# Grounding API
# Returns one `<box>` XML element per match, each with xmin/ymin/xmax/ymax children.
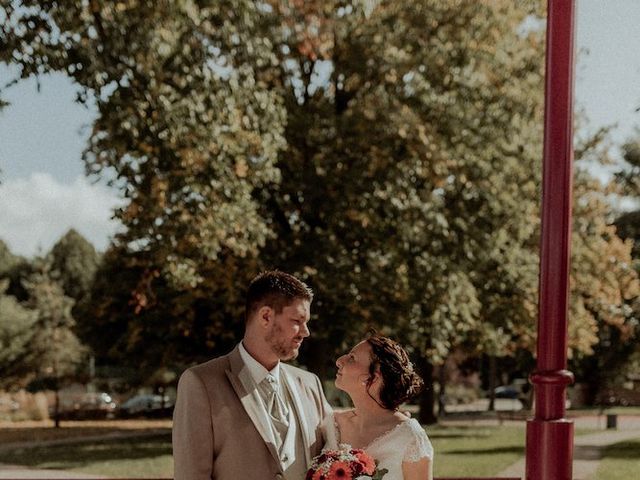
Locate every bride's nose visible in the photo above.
<box><xmin>336</xmin><ymin>356</ymin><xmax>344</xmax><ymax>368</ymax></box>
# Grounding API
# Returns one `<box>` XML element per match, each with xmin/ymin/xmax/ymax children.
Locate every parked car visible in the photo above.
<box><xmin>54</xmin><ymin>392</ymin><xmax>118</xmax><ymax>420</ymax></box>
<box><xmin>494</xmin><ymin>385</ymin><xmax>520</xmax><ymax>399</ymax></box>
<box><xmin>596</xmin><ymin>387</ymin><xmax>640</xmax><ymax>407</ymax></box>
<box><xmin>119</xmin><ymin>394</ymin><xmax>173</xmax><ymax>417</ymax></box>
<box><xmin>494</xmin><ymin>383</ymin><xmax>570</xmax><ymax>410</ymax></box>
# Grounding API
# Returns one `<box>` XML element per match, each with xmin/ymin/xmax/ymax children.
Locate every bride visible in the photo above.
<box><xmin>322</xmin><ymin>333</ymin><xmax>433</xmax><ymax>480</ymax></box>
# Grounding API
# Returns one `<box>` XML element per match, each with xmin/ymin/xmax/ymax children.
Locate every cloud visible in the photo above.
<box><xmin>0</xmin><ymin>173</ymin><xmax>124</xmax><ymax>257</ymax></box>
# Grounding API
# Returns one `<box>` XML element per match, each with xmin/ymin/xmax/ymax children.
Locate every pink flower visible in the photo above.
<box><xmin>354</xmin><ymin>451</ymin><xmax>376</xmax><ymax>475</ymax></box>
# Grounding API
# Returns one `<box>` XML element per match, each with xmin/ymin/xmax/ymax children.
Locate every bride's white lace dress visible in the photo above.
<box><xmin>321</xmin><ymin>412</ymin><xmax>434</xmax><ymax>480</ymax></box>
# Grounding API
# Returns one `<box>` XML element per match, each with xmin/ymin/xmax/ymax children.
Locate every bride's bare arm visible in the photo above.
<box><xmin>402</xmin><ymin>457</ymin><xmax>432</xmax><ymax>480</ymax></box>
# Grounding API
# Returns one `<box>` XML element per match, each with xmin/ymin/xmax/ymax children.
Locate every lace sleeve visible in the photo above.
<box><xmin>402</xmin><ymin>420</ymin><xmax>434</xmax><ymax>463</ymax></box>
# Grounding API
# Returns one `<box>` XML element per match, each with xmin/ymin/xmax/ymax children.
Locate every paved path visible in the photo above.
<box><xmin>0</xmin><ymin>464</ymin><xmax>106</xmax><ymax>479</ymax></box>
<box><xmin>497</xmin><ymin>428</ymin><xmax>640</xmax><ymax>480</ymax></box>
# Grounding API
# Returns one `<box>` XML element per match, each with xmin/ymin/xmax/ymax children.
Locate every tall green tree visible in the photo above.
<box><xmin>49</xmin><ymin>229</ymin><xmax>101</xmax><ymax>302</ymax></box>
<box><xmin>0</xmin><ymin>242</ymin><xmax>89</xmax><ymax>424</ymax></box>
<box><xmin>23</xmin><ymin>261</ymin><xmax>87</xmax><ymax>427</ymax></box>
<box><xmin>0</xmin><ymin>279</ymin><xmax>38</xmax><ymax>389</ymax></box>
<box><xmin>0</xmin><ymin>241</ymin><xmax>35</xmax><ymax>389</ymax></box>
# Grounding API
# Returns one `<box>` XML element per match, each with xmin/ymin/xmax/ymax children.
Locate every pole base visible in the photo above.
<box><xmin>525</xmin><ymin>418</ymin><xmax>574</xmax><ymax>480</ymax></box>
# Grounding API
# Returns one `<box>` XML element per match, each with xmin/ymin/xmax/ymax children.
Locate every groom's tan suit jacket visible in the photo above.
<box><xmin>172</xmin><ymin>345</ymin><xmax>331</xmax><ymax>480</ymax></box>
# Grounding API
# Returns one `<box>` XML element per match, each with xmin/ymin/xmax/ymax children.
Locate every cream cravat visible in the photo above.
<box><xmin>260</xmin><ymin>373</ymin><xmax>290</xmax><ymax>450</ymax></box>
<box><xmin>263</xmin><ymin>374</ymin><xmax>289</xmax><ymax>424</ymax></box>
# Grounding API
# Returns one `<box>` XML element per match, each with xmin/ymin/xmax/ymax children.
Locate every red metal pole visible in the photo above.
<box><xmin>525</xmin><ymin>1</ymin><xmax>576</xmax><ymax>479</ymax></box>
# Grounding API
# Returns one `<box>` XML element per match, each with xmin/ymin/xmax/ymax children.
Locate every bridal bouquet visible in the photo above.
<box><xmin>305</xmin><ymin>445</ymin><xmax>388</xmax><ymax>480</ymax></box>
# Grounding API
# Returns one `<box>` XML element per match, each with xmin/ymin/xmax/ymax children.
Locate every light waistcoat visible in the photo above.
<box><xmin>281</xmin><ymin>376</ymin><xmax>308</xmax><ymax>480</ymax></box>
<box><xmin>238</xmin><ymin>343</ymin><xmax>309</xmax><ymax>479</ymax></box>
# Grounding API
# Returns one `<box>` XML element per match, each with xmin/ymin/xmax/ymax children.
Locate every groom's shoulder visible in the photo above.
<box><xmin>183</xmin><ymin>350</ymin><xmax>234</xmax><ymax>379</ymax></box>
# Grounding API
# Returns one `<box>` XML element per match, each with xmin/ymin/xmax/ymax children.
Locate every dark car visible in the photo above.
<box><xmin>494</xmin><ymin>385</ymin><xmax>520</xmax><ymax>399</ymax></box>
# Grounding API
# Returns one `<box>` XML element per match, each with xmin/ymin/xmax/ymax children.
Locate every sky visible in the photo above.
<box><xmin>1</xmin><ymin>0</ymin><xmax>640</xmax><ymax>258</ymax></box>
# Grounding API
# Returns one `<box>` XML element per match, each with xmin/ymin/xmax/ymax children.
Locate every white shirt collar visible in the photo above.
<box><xmin>238</xmin><ymin>341</ymin><xmax>281</xmax><ymax>386</ymax></box>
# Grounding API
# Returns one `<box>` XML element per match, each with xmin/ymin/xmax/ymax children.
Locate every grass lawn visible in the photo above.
<box><xmin>428</xmin><ymin>425</ymin><xmax>525</xmax><ymax>478</ymax></box>
<box><xmin>0</xmin><ymin>423</ymin><xmax>607</xmax><ymax>479</ymax></box>
<box><xmin>0</xmin><ymin>433</ymin><xmax>174</xmax><ymax>477</ymax></box>
<box><xmin>595</xmin><ymin>437</ymin><xmax>640</xmax><ymax>480</ymax></box>
<box><xmin>0</xmin><ymin>424</ymin><xmax>527</xmax><ymax>478</ymax></box>
<box><xmin>0</xmin><ymin>419</ymin><xmax>172</xmax><ymax>444</ymax></box>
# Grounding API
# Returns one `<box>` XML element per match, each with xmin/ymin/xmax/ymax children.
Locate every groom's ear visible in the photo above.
<box><xmin>257</xmin><ymin>306</ymin><xmax>273</xmax><ymax>327</ymax></box>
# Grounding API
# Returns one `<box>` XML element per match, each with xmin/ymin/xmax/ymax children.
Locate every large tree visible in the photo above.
<box><xmin>1</xmin><ymin>0</ymin><xmax>287</xmax><ymax>289</ymax></box>
<box><xmin>252</xmin><ymin>0</ymin><xmax>547</xmax><ymax>422</ymax></box>
<box><xmin>586</xmin><ymin>132</ymin><xmax>640</xmax><ymax>399</ymax></box>
<box><xmin>1</xmin><ymin>0</ymin><xmax>288</xmax><ymax>383</ymax></box>
<box><xmin>3</xmin><ymin>0</ymin><xmax>638</xmax><ymax>423</ymax></box>
<box><xmin>0</xmin><ymin>0</ymin><xmax>558</xmax><ymax>413</ymax></box>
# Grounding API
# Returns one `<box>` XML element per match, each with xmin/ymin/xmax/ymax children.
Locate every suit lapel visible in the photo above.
<box><xmin>225</xmin><ymin>346</ymin><xmax>281</xmax><ymax>466</ymax></box>
<box><xmin>281</xmin><ymin>366</ymin><xmax>312</xmax><ymax>466</ymax></box>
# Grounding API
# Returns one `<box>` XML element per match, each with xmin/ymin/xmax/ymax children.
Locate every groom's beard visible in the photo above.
<box><xmin>266</xmin><ymin>323</ymin><xmax>301</xmax><ymax>361</ymax></box>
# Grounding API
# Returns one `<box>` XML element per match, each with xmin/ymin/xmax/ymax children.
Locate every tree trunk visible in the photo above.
<box><xmin>54</xmin><ymin>388</ymin><xmax>60</xmax><ymax>428</ymax></box>
<box><xmin>417</xmin><ymin>356</ymin><xmax>437</xmax><ymax>425</ymax></box>
<box><xmin>488</xmin><ymin>355</ymin><xmax>497</xmax><ymax>412</ymax></box>
<box><xmin>437</xmin><ymin>360</ymin><xmax>447</xmax><ymax>417</ymax></box>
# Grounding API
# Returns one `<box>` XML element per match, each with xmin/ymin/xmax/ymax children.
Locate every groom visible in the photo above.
<box><xmin>173</xmin><ymin>270</ymin><xmax>331</xmax><ymax>480</ymax></box>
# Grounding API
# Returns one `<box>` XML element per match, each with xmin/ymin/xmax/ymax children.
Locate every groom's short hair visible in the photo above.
<box><xmin>245</xmin><ymin>270</ymin><xmax>313</xmax><ymax>322</ymax></box>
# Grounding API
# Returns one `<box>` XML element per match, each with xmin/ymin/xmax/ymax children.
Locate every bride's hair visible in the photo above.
<box><xmin>365</xmin><ymin>333</ymin><xmax>424</xmax><ymax>411</ymax></box>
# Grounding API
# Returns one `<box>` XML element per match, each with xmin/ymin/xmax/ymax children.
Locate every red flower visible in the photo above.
<box><xmin>352</xmin><ymin>461</ymin><xmax>364</xmax><ymax>476</ymax></box>
<box><xmin>327</xmin><ymin>461</ymin><xmax>353</xmax><ymax>480</ymax></box>
<box><xmin>354</xmin><ymin>450</ymin><xmax>376</xmax><ymax>475</ymax></box>
<box><xmin>312</xmin><ymin>470</ymin><xmax>325</xmax><ymax>480</ymax></box>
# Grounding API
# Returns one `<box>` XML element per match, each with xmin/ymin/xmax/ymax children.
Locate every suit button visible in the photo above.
<box><xmin>275</xmin><ymin>474</ymin><xmax>283</xmax><ymax>480</ymax></box>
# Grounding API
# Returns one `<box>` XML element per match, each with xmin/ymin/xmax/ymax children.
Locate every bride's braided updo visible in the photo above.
<box><xmin>366</xmin><ymin>333</ymin><xmax>424</xmax><ymax>411</ymax></box>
